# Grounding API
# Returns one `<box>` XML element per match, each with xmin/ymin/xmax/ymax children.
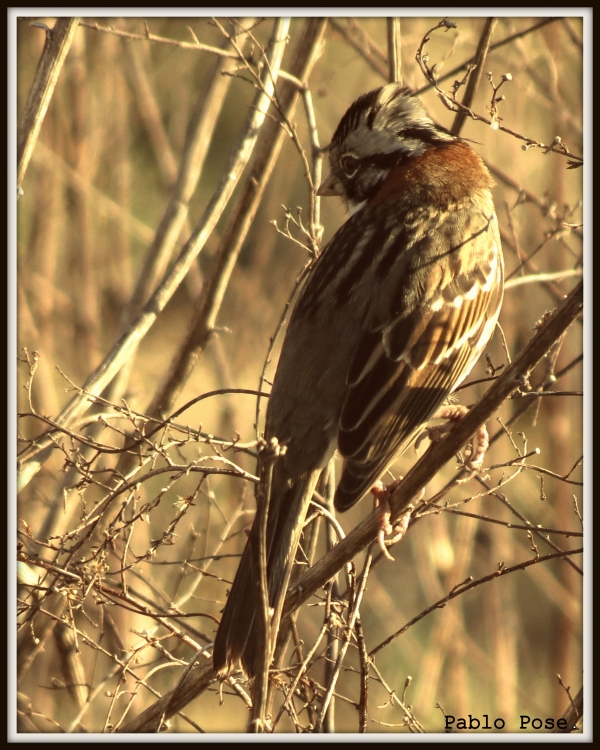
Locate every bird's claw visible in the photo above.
<box><xmin>416</xmin><ymin>404</ymin><xmax>489</xmax><ymax>472</ymax></box>
<box><xmin>371</xmin><ymin>479</ymin><xmax>413</xmax><ymax>561</ymax></box>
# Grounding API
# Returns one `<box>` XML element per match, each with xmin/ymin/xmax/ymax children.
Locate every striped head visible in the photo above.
<box><xmin>318</xmin><ymin>84</ymin><xmax>455</xmax><ymax>212</ymax></box>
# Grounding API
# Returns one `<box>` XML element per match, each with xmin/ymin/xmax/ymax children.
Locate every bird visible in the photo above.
<box><xmin>213</xmin><ymin>83</ymin><xmax>504</xmax><ymax>678</ymax></box>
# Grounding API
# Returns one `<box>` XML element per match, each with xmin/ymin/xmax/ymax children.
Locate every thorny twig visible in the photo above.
<box><xmin>415</xmin><ymin>18</ymin><xmax>583</xmax><ymax>167</ymax></box>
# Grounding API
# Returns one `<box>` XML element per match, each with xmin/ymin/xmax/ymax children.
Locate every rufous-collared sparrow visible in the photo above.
<box><xmin>213</xmin><ymin>83</ymin><xmax>504</xmax><ymax>678</ymax></box>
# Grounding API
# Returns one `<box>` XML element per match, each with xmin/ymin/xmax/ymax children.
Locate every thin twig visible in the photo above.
<box><xmin>144</xmin><ymin>18</ymin><xmax>327</xmax><ymax>421</ymax></box>
<box><xmin>416</xmin><ymin>19</ymin><xmax>583</xmax><ymax>167</ymax></box>
<box><xmin>283</xmin><ymin>281</ymin><xmax>582</xmax><ymax>617</ymax></box>
<box><xmin>17</xmin><ymin>18</ymin><xmax>291</xmax><ymax>493</ymax></box>
<box><xmin>386</xmin><ymin>18</ymin><xmax>402</xmax><ymax>85</ymax></box>
<box><xmin>370</xmin><ymin>547</ymin><xmax>583</xmax><ymax>658</ymax></box>
<box><xmin>314</xmin><ymin>551</ymin><xmax>373</xmax><ymax>731</ymax></box>
<box><xmin>450</xmin><ymin>18</ymin><xmax>497</xmax><ymax>136</ymax></box>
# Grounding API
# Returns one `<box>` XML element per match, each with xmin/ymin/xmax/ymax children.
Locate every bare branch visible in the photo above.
<box><xmin>17</xmin><ymin>18</ymin><xmax>80</xmax><ymax>187</ymax></box>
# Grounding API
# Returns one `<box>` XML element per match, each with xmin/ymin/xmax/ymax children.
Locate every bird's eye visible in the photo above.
<box><xmin>340</xmin><ymin>154</ymin><xmax>360</xmax><ymax>177</ymax></box>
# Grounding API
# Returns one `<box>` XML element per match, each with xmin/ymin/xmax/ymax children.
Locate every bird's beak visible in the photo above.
<box><xmin>317</xmin><ymin>171</ymin><xmax>343</xmax><ymax>197</ymax></box>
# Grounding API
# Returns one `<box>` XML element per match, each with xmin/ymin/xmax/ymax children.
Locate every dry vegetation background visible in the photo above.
<box><xmin>16</xmin><ymin>16</ymin><xmax>584</xmax><ymax>734</ymax></box>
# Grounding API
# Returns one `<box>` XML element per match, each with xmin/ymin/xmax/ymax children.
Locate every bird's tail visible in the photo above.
<box><xmin>213</xmin><ymin>468</ymin><xmax>321</xmax><ymax>678</ymax></box>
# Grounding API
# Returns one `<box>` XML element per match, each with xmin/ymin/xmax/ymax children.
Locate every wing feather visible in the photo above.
<box><xmin>334</xmin><ymin>224</ymin><xmax>503</xmax><ymax>511</ymax></box>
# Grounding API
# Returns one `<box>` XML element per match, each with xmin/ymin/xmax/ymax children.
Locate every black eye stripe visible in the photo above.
<box><xmin>345</xmin><ymin>130</ymin><xmax>449</xmax><ymax>175</ymax></box>
<box><xmin>355</xmin><ymin>150</ymin><xmax>404</xmax><ymax>171</ymax></box>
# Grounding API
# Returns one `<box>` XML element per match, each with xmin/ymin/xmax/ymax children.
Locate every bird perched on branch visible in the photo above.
<box><xmin>213</xmin><ymin>83</ymin><xmax>504</xmax><ymax>678</ymax></box>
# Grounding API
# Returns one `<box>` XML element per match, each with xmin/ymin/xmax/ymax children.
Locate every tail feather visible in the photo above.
<box><xmin>212</xmin><ymin>542</ymin><xmax>255</xmax><ymax>676</ymax></box>
<box><xmin>213</xmin><ymin>468</ymin><xmax>322</xmax><ymax>677</ymax></box>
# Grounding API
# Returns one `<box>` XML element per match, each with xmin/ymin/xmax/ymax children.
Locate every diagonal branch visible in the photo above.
<box><xmin>450</xmin><ymin>17</ymin><xmax>497</xmax><ymax>136</ymax></box>
<box><xmin>17</xmin><ymin>18</ymin><xmax>291</xmax><ymax>493</ymax></box>
<box><xmin>17</xmin><ymin>18</ymin><xmax>81</xmax><ymax>187</ymax></box>
<box><xmin>116</xmin><ymin>279</ymin><xmax>582</xmax><ymax>733</ymax></box>
<box><xmin>282</xmin><ymin>280</ymin><xmax>582</xmax><ymax>618</ymax></box>
<box><xmin>146</xmin><ymin>18</ymin><xmax>328</xmax><ymax>420</ymax></box>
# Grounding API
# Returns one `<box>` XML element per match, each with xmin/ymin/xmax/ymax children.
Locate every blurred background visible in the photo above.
<box><xmin>16</xmin><ymin>16</ymin><xmax>583</xmax><ymax>734</ymax></box>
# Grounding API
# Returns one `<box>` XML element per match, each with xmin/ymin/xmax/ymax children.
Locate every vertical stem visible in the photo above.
<box><xmin>17</xmin><ymin>17</ymin><xmax>291</xmax><ymax>492</ymax></box>
<box><xmin>145</xmin><ymin>18</ymin><xmax>327</xmax><ymax>421</ymax></box>
<box><xmin>315</xmin><ymin>550</ymin><xmax>373</xmax><ymax>731</ymax></box>
<box><xmin>451</xmin><ymin>17</ymin><xmax>497</xmax><ymax>136</ymax></box>
<box><xmin>322</xmin><ymin>462</ymin><xmax>338</xmax><ymax>733</ymax></box>
<box><xmin>249</xmin><ymin>443</ymin><xmax>276</xmax><ymax>731</ymax></box>
<box><xmin>17</xmin><ymin>18</ymin><xmax>81</xmax><ymax>187</ymax></box>
<box><xmin>387</xmin><ymin>17</ymin><xmax>402</xmax><ymax>84</ymax></box>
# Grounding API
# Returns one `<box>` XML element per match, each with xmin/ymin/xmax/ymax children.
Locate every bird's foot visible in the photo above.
<box><xmin>371</xmin><ymin>479</ymin><xmax>413</xmax><ymax>562</ymax></box>
<box><xmin>415</xmin><ymin>404</ymin><xmax>489</xmax><ymax>471</ymax></box>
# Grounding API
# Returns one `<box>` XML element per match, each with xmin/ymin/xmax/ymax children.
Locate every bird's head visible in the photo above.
<box><xmin>318</xmin><ymin>83</ymin><xmax>455</xmax><ymax>212</ymax></box>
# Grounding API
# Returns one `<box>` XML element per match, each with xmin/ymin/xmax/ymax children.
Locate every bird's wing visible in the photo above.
<box><xmin>334</xmin><ymin>220</ymin><xmax>503</xmax><ymax>511</ymax></box>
